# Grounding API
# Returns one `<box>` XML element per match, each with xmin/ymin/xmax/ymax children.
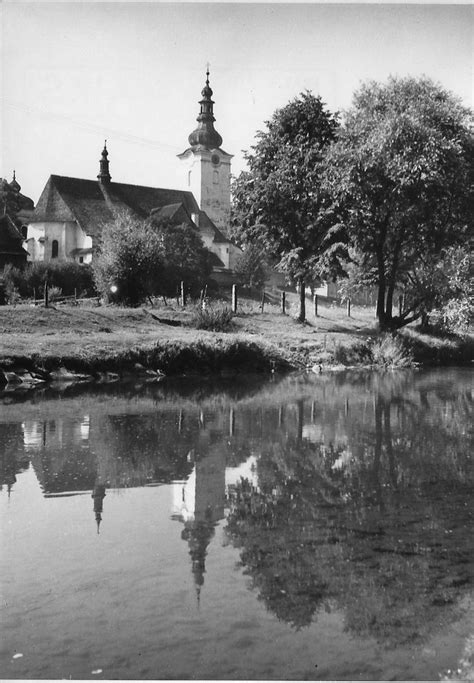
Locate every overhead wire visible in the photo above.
<box><xmin>2</xmin><ymin>97</ymin><xmax>183</xmax><ymax>152</ymax></box>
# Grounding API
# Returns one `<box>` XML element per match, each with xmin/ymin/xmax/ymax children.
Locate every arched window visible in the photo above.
<box><xmin>21</xmin><ymin>225</ymin><xmax>28</xmax><ymax>240</ymax></box>
<box><xmin>213</xmin><ymin>171</ymin><xmax>219</xmax><ymax>184</ymax></box>
<box><xmin>51</xmin><ymin>240</ymin><xmax>59</xmax><ymax>258</ymax></box>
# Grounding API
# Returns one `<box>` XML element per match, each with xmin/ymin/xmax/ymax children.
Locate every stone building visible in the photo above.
<box><xmin>26</xmin><ymin>72</ymin><xmax>241</xmax><ymax>273</ymax></box>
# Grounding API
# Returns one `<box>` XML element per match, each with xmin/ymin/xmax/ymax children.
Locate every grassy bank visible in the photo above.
<box><xmin>0</xmin><ymin>298</ymin><xmax>472</xmax><ymax>380</ymax></box>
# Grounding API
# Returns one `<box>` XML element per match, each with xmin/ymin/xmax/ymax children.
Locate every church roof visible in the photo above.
<box><xmin>31</xmin><ymin>175</ymin><xmax>201</xmax><ymax>239</ymax></box>
<box><xmin>197</xmin><ymin>211</ymin><xmax>229</xmax><ymax>243</ymax></box>
<box><xmin>150</xmin><ymin>203</ymin><xmax>191</xmax><ymax>224</ymax></box>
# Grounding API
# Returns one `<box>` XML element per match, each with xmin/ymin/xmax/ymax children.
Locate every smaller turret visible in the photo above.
<box><xmin>9</xmin><ymin>171</ymin><xmax>21</xmax><ymax>194</ymax></box>
<box><xmin>97</xmin><ymin>141</ymin><xmax>111</xmax><ymax>184</ymax></box>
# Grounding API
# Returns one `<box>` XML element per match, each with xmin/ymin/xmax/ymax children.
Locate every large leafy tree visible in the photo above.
<box><xmin>232</xmin><ymin>92</ymin><xmax>344</xmax><ymax>322</ymax></box>
<box><xmin>323</xmin><ymin>76</ymin><xmax>474</xmax><ymax>330</ymax></box>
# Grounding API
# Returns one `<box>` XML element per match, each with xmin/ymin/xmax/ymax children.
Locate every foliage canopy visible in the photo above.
<box><xmin>323</xmin><ymin>76</ymin><xmax>474</xmax><ymax>329</ymax></box>
<box><xmin>232</xmin><ymin>91</ymin><xmax>343</xmax><ymax>321</ymax></box>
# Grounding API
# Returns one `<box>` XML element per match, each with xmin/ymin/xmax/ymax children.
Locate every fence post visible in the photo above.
<box><xmin>180</xmin><ymin>281</ymin><xmax>186</xmax><ymax>307</ymax></box>
<box><xmin>260</xmin><ymin>290</ymin><xmax>265</xmax><ymax>313</ymax></box>
<box><xmin>74</xmin><ymin>288</ymin><xmax>77</xmax><ymax>305</ymax></box>
<box><xmin>232</xmin><ymin>284</ymin><xmax>238</xmax><ymax>313</ymax></box>
<box><xmin>280</xmin><ymin>291</ymin><xmax>286</xmax><ymax>314</ymax></box>
<box><xmin>33</xmin><ymin>287</ymin><xmax>37</xmax><ymax>305</ymax></box>
<box><xmin>347</xmin><ymin>298</ymin><xmax>351</xmax><ymax>317</ymax></box>
<box><xmin>313</xmin><ymin>294</ymin><xmax>318</xmax><ymax>317</ymax></box>
<box><xmin>44</xmin><ymin>282</ymin><xmax>49</xmax><ymax>308</ymax></box>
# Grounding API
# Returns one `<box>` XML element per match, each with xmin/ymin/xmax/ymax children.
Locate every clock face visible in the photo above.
<box><xmin>211</xmin><ymin>154</ymin><xmax>220</xmax><ymax>166</ymax></box>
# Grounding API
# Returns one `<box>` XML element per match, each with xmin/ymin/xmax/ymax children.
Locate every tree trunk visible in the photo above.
<box><xmin>385</xmin><ymin>281</ymin><xmax>395</xmax><ymax>322</ymax></box>
<box><xmin>376</xmin><ymin>280</ymin><xmax>386</xmax><ymax>329</ymax></box>
<box><xmin>297</xmin><ymin>278</ymin><xmax>306</xmax><ymax>323</ymax></box>
<box><xmin>376</xmin><ymin>250</ymin><xmax>386</xmax><ymax>328</ymax></box>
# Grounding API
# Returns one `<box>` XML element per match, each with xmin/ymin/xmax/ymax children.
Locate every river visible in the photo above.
<box><xmin>1</xmin><ymin>368</ymin><xmax>473</xmax><ymax>680</ymax></box>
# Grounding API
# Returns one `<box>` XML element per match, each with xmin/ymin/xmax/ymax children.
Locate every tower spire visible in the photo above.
<box><xmin>97</xmin><ymin>140</ymin><xmax>111</xmax><ymax>184</ymax></box>
<box><xmin>187</xmin><ymin>69</ymin><xmax>223</xmax><ymax>150</ymax></box>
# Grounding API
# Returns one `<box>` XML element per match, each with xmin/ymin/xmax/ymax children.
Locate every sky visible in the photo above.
<box><xmin>1</xmin><ymin>2</ymin><xmax>473</xmax><ymax>204</ymax></box>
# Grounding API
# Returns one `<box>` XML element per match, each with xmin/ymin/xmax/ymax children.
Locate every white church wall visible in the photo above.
<box><xmin>27</xmin><ymin>221</ymin><xmax>89</xmax><ymax>262</ymax></box>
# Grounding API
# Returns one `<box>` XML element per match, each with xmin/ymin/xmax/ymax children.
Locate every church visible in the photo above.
<box><xmin>26</xmin><ymin>71</ymin><xmax>241</xmax><ymax>274</ymax></box>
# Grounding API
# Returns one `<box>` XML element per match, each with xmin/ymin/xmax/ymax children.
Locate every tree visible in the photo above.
<box><xmin>93</xmin><ymin>210</ymin><xmax>213</xmax><ymax>306</ymax></box>
<box><xmin>93</xmin><ymin>210</ymin><xmax>165</xmax><ymax>305</ymax></box>
<box><xmin>323</xmin><ymin>77</ymin><xmax>474</xmax><ymax>330</ymax></box>
<box><xmin>233</xmin><ymin>243</ymin><xmax>267</xmax><ymax>290</ymax></box>
<box><xmin>232</xmin><ymin>92</ymin><xmax>344</xmax><ymax>322</ymax></box>
<box><xmin>149</xmin><ymin>216</ymin><xmax>212</xmax><ymax>299</ymax></box>
<box><xmin>403</xmin><ymin>245</ymin><xmax>474</xmax><ymax>331</ymax></box>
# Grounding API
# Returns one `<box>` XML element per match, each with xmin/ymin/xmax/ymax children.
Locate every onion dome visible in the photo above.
<box><xmin>188</xmin><ymin>69</ymin><xmax>223</xmax><ymax>150</ymax></box>
<box><xmin>9</xmin><ymin>171</ymin><xmax>21</xmax><ymax>193</ymax></box>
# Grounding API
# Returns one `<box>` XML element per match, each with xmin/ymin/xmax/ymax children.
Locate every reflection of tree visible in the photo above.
<box><xmin>226</xmin><ymin>438</ymin><xmax>347</xmax><ymax>630</ymax></box>
<box><xmin>0</xmin><ymin>423</ymin><xmax>29</xmax><ymax>495</ymax></box>
<box><xmin>225</xmin><ymin>383</ymin><xmax>474</xmax><ymax>644</ymax></box>
<box><xmin>98</xmin><ymin>414</ymin><xmax>193</xmax><ymax>484</ymax></box>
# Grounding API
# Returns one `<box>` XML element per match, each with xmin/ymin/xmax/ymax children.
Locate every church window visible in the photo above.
<box><xmin>79</xmin><ymin>257</ymin><xmax>84</xmax><ymax>264</ymax></box>
<box><xmin>51</xmin><ymin>240</ymin><xmax>59</xmax><ymax>258</ymax></box>
<box><xmin>213</xmin><ymin>171</ymin><xmax>219</xmax><ymax>184</ymax></box>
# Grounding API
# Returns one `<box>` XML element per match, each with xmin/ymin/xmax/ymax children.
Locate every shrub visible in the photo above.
<box><xmin>48</xmin><ymin>286</ymin><xmax>63</xmax><ymax>302</ymax></box>
<box><xmin>2</xmin><ymin>261</ymin><xmax>95</xmax><ymax>300</ymax></box>
<box><xmin>332</xmin><ymin>340</ymin><xmax>373</xmax><ymax>365</ymax></box>
<box><xmin>93</xmin><ymin>211</ymin><xmax>212</xmax><ymax>305</ymax></box>
<box><xmin>189</xmin><ymin>304</ymin><xmax>235</xmax><ymax>332</ymax></box>
<box><xmin>93</xmin><ymin>212</ymin><xmax>164</xmax><ymax>306</ymax></box>
<box><xmin>370</xmin><ymin>334</ymin><xmax>414</xmax><ymax>368</ymax></box>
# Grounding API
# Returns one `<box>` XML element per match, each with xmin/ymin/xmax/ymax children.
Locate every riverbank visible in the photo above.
<box><xmin>0</xmin><ymin>301</ymin><xmax>472</xmax><ymax>385</ymax></box>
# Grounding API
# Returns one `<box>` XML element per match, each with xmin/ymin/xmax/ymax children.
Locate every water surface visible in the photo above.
<box><xmin>1</xmin><ymin>368</ymin><xmax>473</xmax><ymax>680</ymax></box>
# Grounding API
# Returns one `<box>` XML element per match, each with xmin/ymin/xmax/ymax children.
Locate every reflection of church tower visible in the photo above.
<box><xmin>175</xmin><ymin>448</ymin><xmax>226</xmax><ymax>604</ymax></box>
<box><xmin>181</xmin><ymin>519</ymin><xmax>215</xmax><ymax>606</ymax></box>
<box><xmin>178</xmin><ymin>69</ymin><xmax>233</xmax><ymax>235</ymax></box>
<box><xmin>92</xmin><ymin>483</ymin><xmax>107</xmax><ymax>534</ymax></box>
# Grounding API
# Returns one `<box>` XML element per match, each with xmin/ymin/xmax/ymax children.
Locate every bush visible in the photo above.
<box><xmin>93</xmin><ymin>211</ymin><xmax>212</xmax><ymax>306</ymax></box>
<box><xmin>2</xmin><ymin>261</ymin><xmax>96</xmax><ymax>300</ymax></box>
<box><xmin>189</xmin><ymin>304</ymin><xmax>235</xmax><ymax>332</ymax></box>
<box><xmin>332</xmin><ymin>340</ymin><xmax>373</xmax><ymax>365</ymax></box>
<box><xmin>48</xmin><ymin>286</ymin><xmax>63</xmax><ymax>302</ymax></box>
<box><xmin>370</xmin><ymin>334</ymin><xmax>414</xmax><ymax>368</ymax></box>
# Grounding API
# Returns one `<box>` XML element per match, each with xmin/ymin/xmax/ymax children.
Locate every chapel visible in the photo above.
<box><xmin>26</xmin><ymin>72</ymin><xmax>240</xmax><ymax>273</ymax></box>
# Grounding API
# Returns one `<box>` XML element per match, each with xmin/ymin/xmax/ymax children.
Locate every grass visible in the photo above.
<box><xmin>0</xmin><ymin>295</ymin><xmax>472</xmax><ymax>377</ymax></box>
<box><xmin>370</xmin><ymin>334</ymin><xmax>414</xmax><ymax>368</ymax></box>
<box><xmin>189</xmin><ymin>303</ymin><xmax>235</xmax><ymax>332</ymax></box>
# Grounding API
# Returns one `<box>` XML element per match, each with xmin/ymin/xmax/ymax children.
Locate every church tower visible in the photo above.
<box><xmin>178</xmin><ymin>70</ymin><xmax>233</xmax><ymax>235</ymax></box>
